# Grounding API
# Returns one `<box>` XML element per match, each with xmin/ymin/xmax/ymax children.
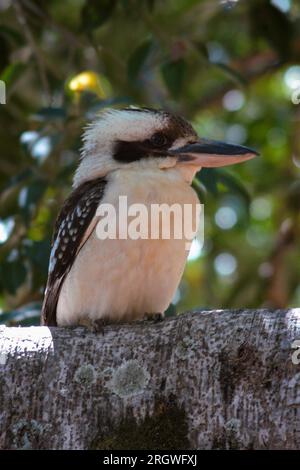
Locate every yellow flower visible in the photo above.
<box><xmin>68</xmin><ymin>71</ymin><xmax>106</xmax><ymax>98</ymax></box>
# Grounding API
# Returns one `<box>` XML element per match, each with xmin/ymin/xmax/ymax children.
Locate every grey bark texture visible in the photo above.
<box><xmin>0</xmin><ymin>308</ymin><xmax>300</xmax><ymax>450</ymax></box>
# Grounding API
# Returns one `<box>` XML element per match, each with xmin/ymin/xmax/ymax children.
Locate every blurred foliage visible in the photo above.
<box><xmin>0</xmin><ymin>0</ymin><xmax>300</xmax><ymax>325</ymax></box>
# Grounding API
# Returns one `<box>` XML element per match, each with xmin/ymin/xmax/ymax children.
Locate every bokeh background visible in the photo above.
<box><xmin>0</xmin><ymin>0</ymin><xmax>300</xmax><ymax>325</ymax></box>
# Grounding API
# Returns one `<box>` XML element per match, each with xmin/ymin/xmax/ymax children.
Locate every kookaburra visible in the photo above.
<box><xmin>42</xmin><ymin>108</ymin><xmax>258</xmax><ymax>327</ymax></box>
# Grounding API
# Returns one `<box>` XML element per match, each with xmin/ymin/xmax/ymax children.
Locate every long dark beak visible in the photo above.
<box><xmin>170</xmin><ymin>138</ymin><xmax>259</xmax><ymax>167</ymax></box>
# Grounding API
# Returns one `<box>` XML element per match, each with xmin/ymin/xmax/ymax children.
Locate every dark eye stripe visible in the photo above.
<box><xmin>112</xmin><ymin>110</ymin><xmax>197</xmax><ymax>163</ymax></box>
<box><xmin>113</xmin><ymin>136</ymin><xmax>173</xmax><ymax>163</ymax></box>
<box><xmin>113</xmin><ymin>141</ymin><xmax>148</xmax><ymax>163</ymax></box>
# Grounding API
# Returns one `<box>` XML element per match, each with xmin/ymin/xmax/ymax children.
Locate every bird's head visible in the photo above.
<box><xmin>74</xmin><ymin>107</ymin><xmax>258</xmax><ymax>187</ymax></box>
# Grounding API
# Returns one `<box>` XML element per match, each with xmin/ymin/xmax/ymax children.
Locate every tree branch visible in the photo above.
<box><xmin>1</xmin><ymin>309</ymin><xmax>300</xmax><ymax>449</ymax></box>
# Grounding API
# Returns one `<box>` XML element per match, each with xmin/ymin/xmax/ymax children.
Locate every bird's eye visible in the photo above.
<box><xmin>149</xmin><ymin>132</ymin><xmax>168</xmax><ymax>147</ymax></box>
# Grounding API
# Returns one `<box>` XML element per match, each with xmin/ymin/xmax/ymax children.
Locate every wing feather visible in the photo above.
<box><xmin>41</xmin><ymin>177</ymin><xmax>107</xmax><ymax>326</ymax></box>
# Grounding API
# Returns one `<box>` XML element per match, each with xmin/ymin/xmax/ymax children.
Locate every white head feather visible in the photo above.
<box><xmin>73</xmin><ymin>109</ymin><xmax>168</xmax><ymax>187</ymax></box>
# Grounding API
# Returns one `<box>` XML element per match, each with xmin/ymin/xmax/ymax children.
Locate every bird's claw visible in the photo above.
<box><xmin>143</xmin><ymin>312</ymin><xmax>164</xmax><ymax>323</ymax></box>
<box><xmin>78</xmin><ymin>317</ymin><xmax>109</xmax><ymax>334</ymax></box>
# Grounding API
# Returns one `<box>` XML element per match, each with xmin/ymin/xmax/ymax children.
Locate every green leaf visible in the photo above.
<box><xmin>214</xmin><ymin>63</ymin><xmax>247</xmax><ymax>87</ymax></box>
<box><xmin>0</xmin><ymin>25</ymin><xmax>23</xmax><ymax>45</ymax></box>
<box><xmin>161</xmin><ymin>59</ymin><xmax>186</xmax><ymax>98</ymax></box>
<box><xmin>0</xmin><ymin>260</ymin><xmax>27</xmax><ymax>295</ymax></box>
<box><xmin>249</xmin><ymin>2</ymin><xmax>293</xmax><ymax>59</ymax></box>
<box><xmin>194</xmin><ymin>41</ymin><xmax>247</xmax><ymax>86</ymax></box>
<box><xmin>194</xmin><ymin>41</ymin><xmax>209</xmax><ymax>61</ymax></box>
<box><xmin>81</xmin><ymin>0</ymin><xmax>117</xmax><ymax>31</ymax></box>
<box><xmin>19</xmin><ymin>179</ymin><xmax>47</xmax><ymax>219</ymax></box>
<box><xmin>128</xmin><ymin>39</ymin><xmax>152</xmax><ymax>81</ymax></box>
<box><xmin>0</xmin><ymin>170</ymin><xmax>33</xmax><ymax>219</ymax></box>
<box><xmin>0</xmin><ymin>62</ymin><xmax>26</xmax><ymax>85</ymax></box>
<box><xmin>165</xmin><ymin>303</ymin><xmax>176</xmax><ymax>317</ymax></box>
<box><xmin>196</xmin><ymin>169</ymin><xmax>218</xmax><ymax>196</ymax></box>
<box><xmin>85</xmin><ymin>96</ymin><xmax>132</xmax><ymax>118</ymax></box>
<box><xmin>24</xmin><ymin>239</ymin><xmax>51</xmax><ymax>273</ymax></box>
<box><xmin>216</xmin><ymin>169</ymin><xmax>251</xmax><ymax>207</ymax></box>
<box><xmin>32</xmin><ymin>107</ymin><xmax>67</xmax><ymax>122</ymax></box>
<box><xmin>196</xmin><ymin>168</ymin><xmax>250</xmax><ymax>206</ymax></box>
<box><xmin>4</xmin><ymin>169</ymin><xmax>33</xmax><ymax>190</ymax></box>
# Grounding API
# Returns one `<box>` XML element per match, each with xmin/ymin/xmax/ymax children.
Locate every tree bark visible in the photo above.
<box><xmin>0</xmin><ymin>309</ymin><xmax>300</xmax><ymax>450</ymax></box>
